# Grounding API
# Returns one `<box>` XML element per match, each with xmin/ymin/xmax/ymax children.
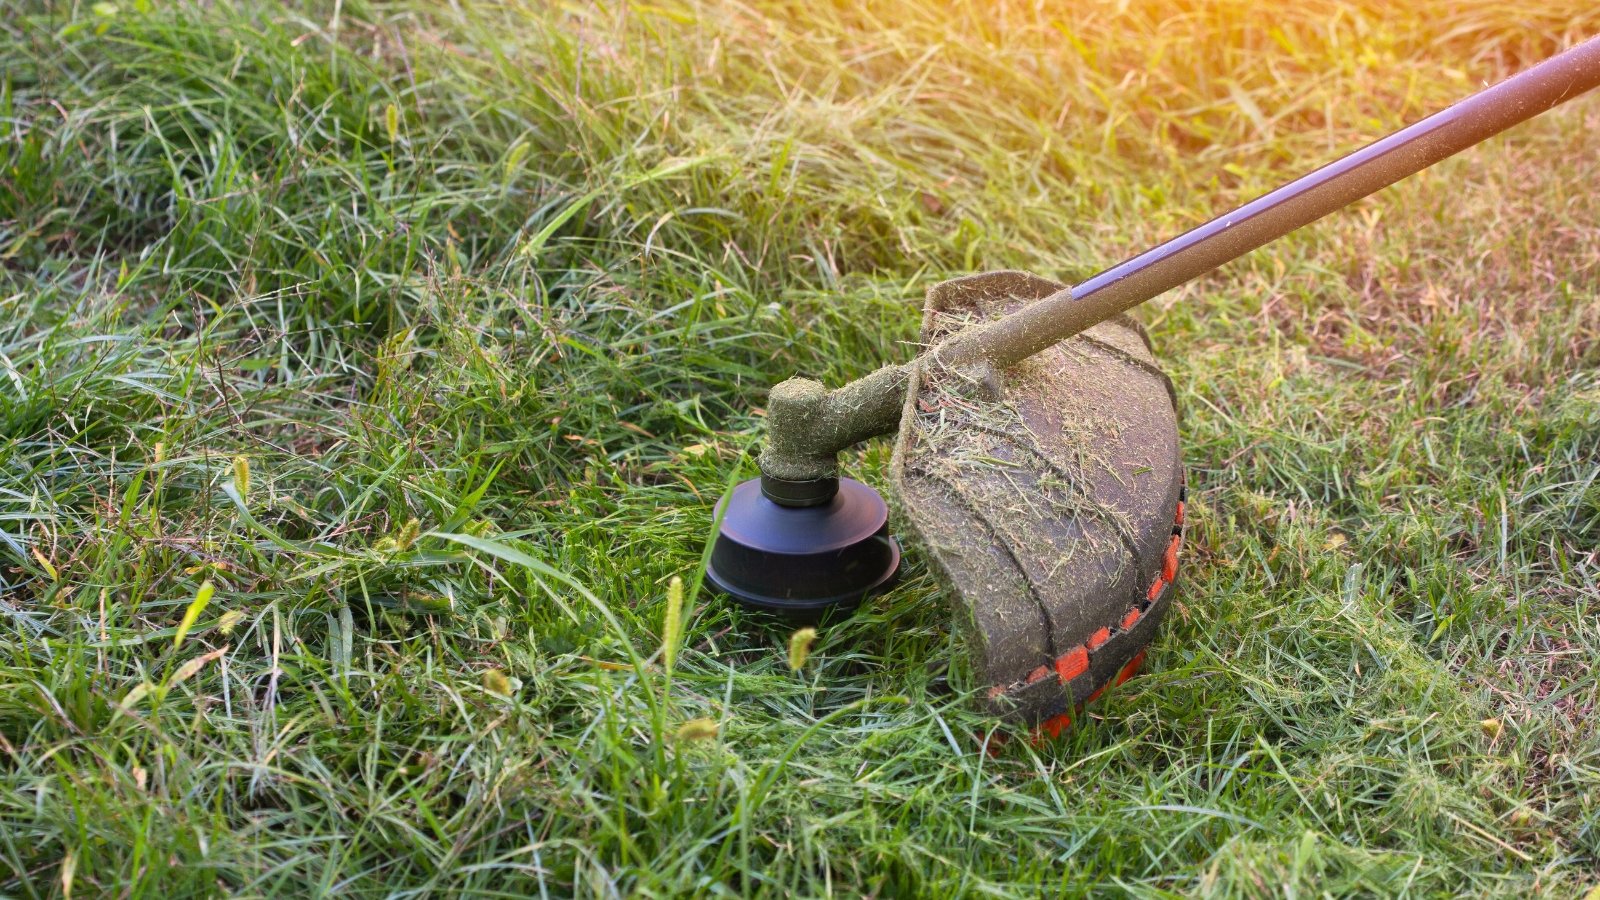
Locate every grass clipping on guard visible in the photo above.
<box><xmin>891</xmin><ymin>272</ymin><xmax>1185</xmax><ymax>725</ymax></box>
<box><xmin>908</xmin><ymin>309</ymin><xmax>1136</xmax><ymax>581</ymax></box>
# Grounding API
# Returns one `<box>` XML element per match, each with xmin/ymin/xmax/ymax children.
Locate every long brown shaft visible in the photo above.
<box><xmin>939</xmin><ymin>34</ymin><xmax>1600</xmax><ymax>368</ymax></box>
<box><xmin>759</xmin><ymin>35</ymin><xmax>1600</xmax><ymax>496</ymax></box>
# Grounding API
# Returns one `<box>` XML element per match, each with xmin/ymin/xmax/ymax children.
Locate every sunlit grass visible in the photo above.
<box><xmin>2</xmin><ymin>0</ymin><xmax>1597</xmax><ymax>894</ymax></box>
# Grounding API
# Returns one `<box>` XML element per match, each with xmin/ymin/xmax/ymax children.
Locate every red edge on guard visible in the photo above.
<box><xmin>982</xmin><ymin>486</ymin><xmax>1186</xmax><ymax>752</ymax></box>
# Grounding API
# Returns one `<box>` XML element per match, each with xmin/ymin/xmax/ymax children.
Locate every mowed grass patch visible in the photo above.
<box><xmin>2</xmin><ymin>0</ymin><xmax>1597</xmax><ymax>895</ymax></box>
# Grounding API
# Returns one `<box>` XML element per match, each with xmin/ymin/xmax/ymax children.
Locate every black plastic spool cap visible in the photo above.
<box><xmin>708</xmin><ymin>477</ymin><xmax>900</xmax><ymax>621</ymax></box>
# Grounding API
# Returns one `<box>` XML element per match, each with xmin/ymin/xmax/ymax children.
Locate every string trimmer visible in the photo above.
<box><xmin>707</xmin><ymin>37</ymin><xmax>1600</xmax><ymax>732</ymax></box>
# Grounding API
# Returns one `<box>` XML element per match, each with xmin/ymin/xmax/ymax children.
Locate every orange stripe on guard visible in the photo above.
<box><xmin>1115</xmin><ymin>650</ymin><xmax>1146</xmax><ymax>686</ymax></box>
<box><xmin>1037</xmin><ymin>712</ymin><xmax>1073</xmax><ymax>740</ymax></box>
<box><xmin>1012</xmin><ymin>490</ymin><xmax>1182</xmax><ymax>741</ymax></box>
<box><xmin>1055</xmin><ymin>646</ymin><xmax>1089</xmax><ymax>682</ymax></box>
<box><xmin>1147</xmin><ymin>576</ymin><xmax>1165</xmax><ymax>601</ymax></box>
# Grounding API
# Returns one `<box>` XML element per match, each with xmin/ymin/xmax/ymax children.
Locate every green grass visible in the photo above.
<box><xmin>3</xmin><ymin>0</ymin><xmax>1599</xmax><ymax>895</ymax></box>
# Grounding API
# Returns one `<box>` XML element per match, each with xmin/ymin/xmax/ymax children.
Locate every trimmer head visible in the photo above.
<box><xmin>707</xmin><ymin>477</ymin><xmax>900</xmax><ymax>621</ymax></box>
<box><xmin>890</xmin><ymin>272</ymin><xmax>1184</xmax><ymax>728</ymax></box>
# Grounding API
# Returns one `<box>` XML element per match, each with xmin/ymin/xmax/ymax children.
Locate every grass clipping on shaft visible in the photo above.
<box><xmin>902</xmin><ymin>308</ymin><xmax>1138</xmax><ymax>584</ymax></box>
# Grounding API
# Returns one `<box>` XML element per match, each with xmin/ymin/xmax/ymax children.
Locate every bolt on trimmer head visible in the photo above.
<box><xmin>709</xmin><ymin>37</ymin><xmax>1600</xmax><ymax>729</ymax></box>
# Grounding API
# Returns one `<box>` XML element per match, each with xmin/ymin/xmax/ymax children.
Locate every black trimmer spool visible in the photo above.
<box><xmin>706</xmin><ymin>476</ymin><xmax>900</xmax><ymax>622</ymax></box>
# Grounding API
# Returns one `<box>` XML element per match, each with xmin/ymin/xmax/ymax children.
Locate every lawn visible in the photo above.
<box><xmin>3</xmin><ymin>0</ymin><xmax>1599</xmax><ymax>895</ymax></box>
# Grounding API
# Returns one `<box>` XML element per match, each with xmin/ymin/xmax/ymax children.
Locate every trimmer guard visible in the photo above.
<box><xmin>890</xmin><ymin>272</ymin><xmax>1185</xmax><ymax>728</ymax></box>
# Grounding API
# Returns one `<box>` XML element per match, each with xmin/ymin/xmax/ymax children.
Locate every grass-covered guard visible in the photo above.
<box><xmin>2</xmin><ymin>0</ymin><xmax>1598</xmax><ymax>894</ymax></box>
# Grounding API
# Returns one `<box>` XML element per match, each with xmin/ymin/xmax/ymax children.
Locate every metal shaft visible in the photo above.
<box><xmin>940</xmin><ymin>34</ymin><xmax>1600</xmax><ymax>368</ymax></box>
<box><xmin>758</xmin><ymin>35</ymin><xmax>1600</xmax><ymax>497</ymax></box>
